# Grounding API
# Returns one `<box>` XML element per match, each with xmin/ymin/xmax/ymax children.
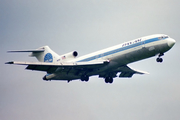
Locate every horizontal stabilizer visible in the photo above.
<box><xmin>7</xmin><ymin>49</ymin><xmax>44</xmax><ymax>53</ymax></box>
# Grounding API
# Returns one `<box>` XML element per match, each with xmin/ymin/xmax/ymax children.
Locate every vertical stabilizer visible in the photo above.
<box><xmin>8</xmin><ymin>46</ymin><xmax>60</xmax><ymax>63</ymax></box>
<box><xmin>30</xmin><ymin>46</ymin><xmax>60</xmax><ymax>62</ymax></box>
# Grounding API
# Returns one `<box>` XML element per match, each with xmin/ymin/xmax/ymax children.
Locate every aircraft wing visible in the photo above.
<box><xmin>99</xmin><ymin>65</ymin><xmax>149</xmax><ymax>78</ymax></box>
<box><xmin>6</xmin><ymin>61</ymin><xmax>147</xmax><ymax>78</ymax></box>
<box><xmin>117</xmin><ymin>65</ymin><xmax>149</xmax><ymax>77</ymax></box>
<box><xmin>5</xmin><ymin>60</ymin><xmax>109</xmax><ymax>73</ymax></box>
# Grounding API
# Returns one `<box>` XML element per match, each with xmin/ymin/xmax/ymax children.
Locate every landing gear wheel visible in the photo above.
<box><xmin>156</xmin><ymin>58</ymin><xmax>159</xmax><ymax>62</ymax></box>
<box><xmin>105</xmin><ymin>77</ymin><xmax>113</xmax><ymax>84</ymax></box>
<box><xmin>156</xmin><ymin>53</ymin><xmax>164</xmax><ymax>63</ymax></box>
<box><xmin>81</xmin><ymin>75</ymin><xmax>89</xmax><ymax>82</ymax></box>
<box><xmin>156</xmin><ymin>58</ymin><xmax>163</xmax><ymax>63</ymax></box>
<box><xmin>105</xmin><ymin>78</ymin><xmax>109</xmax><ymax>83</ymax></box>
<box><xmin>84</xmin><ymin>76</ymin><xmax>89</xmax><ymax>82</ymax></box>
<box><xmin>109</xmin><ymin>78</ymin><xmax>113</xmax><ymax>83</ymax></box>
<box><xmin>159</xmin><ymin>58</ymin><xmax>163</xmax><ymax>62</ymax></box>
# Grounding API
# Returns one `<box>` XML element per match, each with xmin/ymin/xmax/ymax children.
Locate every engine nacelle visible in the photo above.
<box><xmin>59</xmin><ymin>51</ymin><xmax>78</xmax><ymax>61</ymax></box>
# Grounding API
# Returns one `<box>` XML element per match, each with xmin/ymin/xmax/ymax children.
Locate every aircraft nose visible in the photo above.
<box><xmin>167</xmin><ymin>38</ymin><xmax>176</xmax><ymax>48</ymax></box>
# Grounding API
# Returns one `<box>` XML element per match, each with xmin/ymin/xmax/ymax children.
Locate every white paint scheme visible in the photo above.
<box><xmin>6</xmin><ymin>34</ymin><xmax>175</xmax><ymax>83</ymax></box>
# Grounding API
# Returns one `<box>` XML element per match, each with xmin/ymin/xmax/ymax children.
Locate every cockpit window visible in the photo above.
<box><xmin>158</xmin><ymin>35</ymin><xmax>169</xmax><ymax>39</ymax></box>
<box><xmin>164</xmin><ymin>35</ymin><xmax>169</xmax><ymax>38</ymax></box>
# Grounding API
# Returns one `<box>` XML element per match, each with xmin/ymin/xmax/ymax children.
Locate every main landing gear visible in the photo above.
<box><xmin>156</xmin><ymin>53</ymin><xmax>164</xmax><ymax>63</ymax></box>
<box><xmin>105</xmin><ymin>77</ymin><xmax>113</xmax><ymax>84</ymax></box>
<box><xmin>81</xmin><ymin>75</ymin><xmax>89</xmax><ymax>82</ymax></box>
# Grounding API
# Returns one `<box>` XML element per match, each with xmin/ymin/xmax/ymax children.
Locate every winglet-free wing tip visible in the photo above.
<box><xmin>138</xmin><ymin>71</ymin><xmax>150</xmax><ymax>75</ymax></box>
<box><xmin>132</xmin><ymin>68</ymin><xmax>150</xmax><ymax>75</ymax></box>
<box><xmin>5</xmin><ymin>61</ymin><xmax>14</xmax><ymax>64</ymax></box>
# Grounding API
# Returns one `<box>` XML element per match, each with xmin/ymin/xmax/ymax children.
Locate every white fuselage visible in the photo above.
<box><xmin>72</xmin><ymin>34</ymin><xmax>174</xmax><ymax>64</ymax></box>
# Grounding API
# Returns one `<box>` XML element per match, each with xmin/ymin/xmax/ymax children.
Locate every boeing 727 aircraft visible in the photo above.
<box><xmin>6</xmin><ymin>34</ymin><xmax>175</xmax><ymax>83</ymax></box>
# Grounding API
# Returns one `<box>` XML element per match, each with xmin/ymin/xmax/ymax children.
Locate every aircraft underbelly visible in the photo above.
<box><xmin>51</xmin><ymin>73</ymin><xmax>80</xmax><ymax>80</ymax></box>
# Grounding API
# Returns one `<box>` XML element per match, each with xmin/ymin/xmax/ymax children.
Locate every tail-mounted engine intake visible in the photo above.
<box><xmin>59</xmin><ymin>51</ymin><xmax>78</xmax><ymax>61</ymax></box>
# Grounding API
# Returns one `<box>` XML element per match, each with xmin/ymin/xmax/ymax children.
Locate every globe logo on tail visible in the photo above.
<box><xmin>44</xmin><ymin>53</ymin><xmax>53</xmax><ymax>62</ymax></box>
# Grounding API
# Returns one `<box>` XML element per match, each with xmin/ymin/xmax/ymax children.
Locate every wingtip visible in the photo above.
<box><xmin>140</xmin><ymin>71</ymin><xmax>150</xmax><ymax>75</ymax></box>
<box><xmin>146</xmin><ymin>72</ymin><xmax>150</xmax><ymax>74</ymax></box>
<box><xmin>5</xmin><ymin>61</ymin><xmax>14</xmax><ymax>64</ymax></box>
<box><xmin>143</xmin><ymin>71</ymin><xmax>150</xmax><ymax>74</ymax></box>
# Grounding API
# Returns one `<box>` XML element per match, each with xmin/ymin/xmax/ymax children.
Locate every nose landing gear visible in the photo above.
<box><xmin>156</xmin><ymin>57</ymin><xmax>163</xmax><ymax>62</ymax></box>
<box><xmin>156</xmin><ymin>53</ymin><xmax>164</xmax><ymax>63</ymax></box>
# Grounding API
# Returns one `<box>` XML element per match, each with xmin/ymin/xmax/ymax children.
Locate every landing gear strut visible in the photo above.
<box><xmin>105</xmin><ymin>77</ymin><xmax>113</xmax><ymax>84</ymax></box>
<box><xmin>156</xmin><ymin>53</ymin><xmax>164</xmax><ymax>63</ymax></box>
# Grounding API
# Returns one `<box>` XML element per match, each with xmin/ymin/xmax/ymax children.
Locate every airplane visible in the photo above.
<box><xmin>6</xmin><ymin>34</ymin><xmax>175</xmax><ymax>83</ymax></box>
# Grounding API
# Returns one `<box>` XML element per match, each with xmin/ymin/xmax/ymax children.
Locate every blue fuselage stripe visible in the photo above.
<box><xmin>78</xmin><ymin>37</ymin><xmax>164</xmax><ymax>62</ymax></box>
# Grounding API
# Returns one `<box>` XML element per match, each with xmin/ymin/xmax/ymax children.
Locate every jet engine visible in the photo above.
<box><xmin>59</xmin><ymin>51</ymin><xmax>78</xmax><ymax>61</ymax></box>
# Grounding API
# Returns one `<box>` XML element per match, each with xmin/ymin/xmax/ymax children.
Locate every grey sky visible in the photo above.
<box><xmin>1</xmin><ymin>0</ymin><xmax>180</xmax><ymax>120</ymax></box>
